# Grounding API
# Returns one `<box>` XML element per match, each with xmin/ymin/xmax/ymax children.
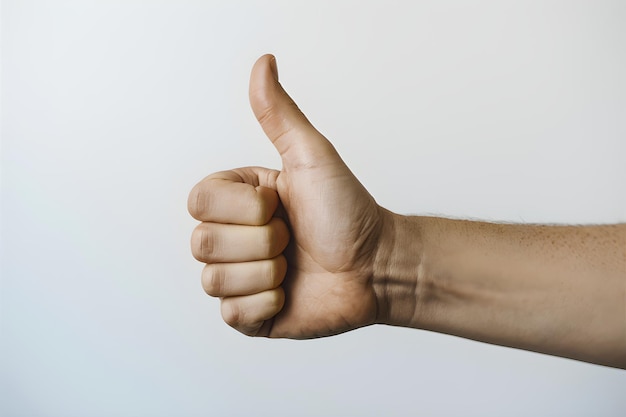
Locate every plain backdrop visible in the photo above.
<box><xmin>2</xmin><ymin>1</ymin><xmax>625</xmax><ymax>416</ymax></box>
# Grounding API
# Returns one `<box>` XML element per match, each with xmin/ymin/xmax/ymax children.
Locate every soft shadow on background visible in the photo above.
<box><xmin>2</xmin><ymin>1</ymin><xmax>625</xmax><ymax>416</ymax></box>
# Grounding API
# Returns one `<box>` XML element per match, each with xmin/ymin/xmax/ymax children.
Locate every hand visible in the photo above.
<box><xmin>188</xmin><ymin>55</ymin><xmax>391</xmax><ymax>338</ymax></box>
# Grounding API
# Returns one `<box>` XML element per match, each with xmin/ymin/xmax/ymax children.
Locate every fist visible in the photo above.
<box><xmin>189</xmin><ymin>168</ymin><xmax>290</xmax><ymax>336</ymax></box>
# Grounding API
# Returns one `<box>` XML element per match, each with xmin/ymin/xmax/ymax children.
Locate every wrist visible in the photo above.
<box><xmin>372</xmin><ymin>210</ymin><xmax>427</xmax><ymax>328</ymax></box>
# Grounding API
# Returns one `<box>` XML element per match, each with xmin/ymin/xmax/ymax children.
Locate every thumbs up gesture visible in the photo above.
<box><xmin>189</xmin><ymin>55</ymin><xmax>392</xmax><ymax>338</ymax></box>
<box><xmin>188</xmin><ymin>55</ymin><xmax>626</xmax><ymax>371</ymax></box>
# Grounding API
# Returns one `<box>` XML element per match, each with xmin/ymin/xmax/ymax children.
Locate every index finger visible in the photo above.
<box><xmin>188</xmin><ymin>168</ymin><xmax>280</xmax><ymax>226</ymax></box>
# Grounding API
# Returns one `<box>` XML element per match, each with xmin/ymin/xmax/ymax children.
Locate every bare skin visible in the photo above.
<box><xmin>188</xmin><ymin>54</ymin><xmax>626</xmax><ymax>369</ymax></box>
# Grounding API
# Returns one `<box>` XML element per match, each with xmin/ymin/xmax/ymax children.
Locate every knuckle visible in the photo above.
<box><xmin>187</xmin><ymin>183</ymin><xmax>209</xmax><ymax>220</ymax></box>
<box><xmin>255</xmin><ymin>104</ymin><xmax>277</xmax><ymax>127</ymax></box>
<box><xmin>202</xmin><ymin>264</ymin><xmax>225</xmax><ymax>296</ymax></box>
<box><xmin>191</xmin><ymin>224</ymin><xmax>215</xmax><ymax>262</ymax></box>
<box><xmin>187</xmin><ymin>186</ymin><xmax>201</xmax><ymax>218</ymax></box>
<box><xmin>255</xmin><ymin>105</ymin><xmax>295</xmax><ymax>146</ymax></box>
<box><xmin>221</xmin><ymin>299</ymin><xmax>242</xmax><ymax>328</ymax></box>
<box><xmin>188</xmin><ymin>179</ymin><xmax>222</xmax><ymax>221</ymax></box>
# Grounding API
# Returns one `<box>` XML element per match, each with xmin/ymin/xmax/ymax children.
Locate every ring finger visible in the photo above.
<box><xmin>202</xmin><ymin>255</ymin><xmax>288</xmax><ymax>297</ymax></box>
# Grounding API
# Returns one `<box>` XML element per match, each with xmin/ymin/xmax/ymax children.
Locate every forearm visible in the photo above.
<box><xmin>373</xmin><ymin>212</ymin><xmax>626</xmax><ymax>368</ymax></box>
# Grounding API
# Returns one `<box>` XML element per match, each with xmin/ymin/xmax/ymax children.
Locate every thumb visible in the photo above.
<box><xmin>249</xmin><ymin>54</ymin><xmax>338</xmax><ymax>169</ymax></box>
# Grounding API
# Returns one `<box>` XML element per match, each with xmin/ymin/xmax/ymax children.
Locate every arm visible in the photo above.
<box><xmin>374</xmin><ymin>214</ymin><xmax>626</xmax><ymax>368</ymax></box>
<box><xmin>189</xmin><ymin>54</ymin><xmax>626</xmax><ymax>369</ymax></box>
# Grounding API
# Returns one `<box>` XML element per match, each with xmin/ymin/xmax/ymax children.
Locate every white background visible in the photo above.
<box><xmin>2</xmin><ymin>1</ymin><xmax>625</xmax><ymax>416</ymax></box>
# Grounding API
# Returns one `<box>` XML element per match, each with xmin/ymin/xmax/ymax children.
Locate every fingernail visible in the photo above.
<box><xmin>269</xmin><ymin>55</ymin><xmax>278</xmax><ymax>81</ymax></box>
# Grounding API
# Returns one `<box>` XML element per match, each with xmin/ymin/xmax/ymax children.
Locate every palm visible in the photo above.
<box><xmin>267</xmin><ymin>160</ymin><xmax>383</xmax><ymax>338</ymax></box>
